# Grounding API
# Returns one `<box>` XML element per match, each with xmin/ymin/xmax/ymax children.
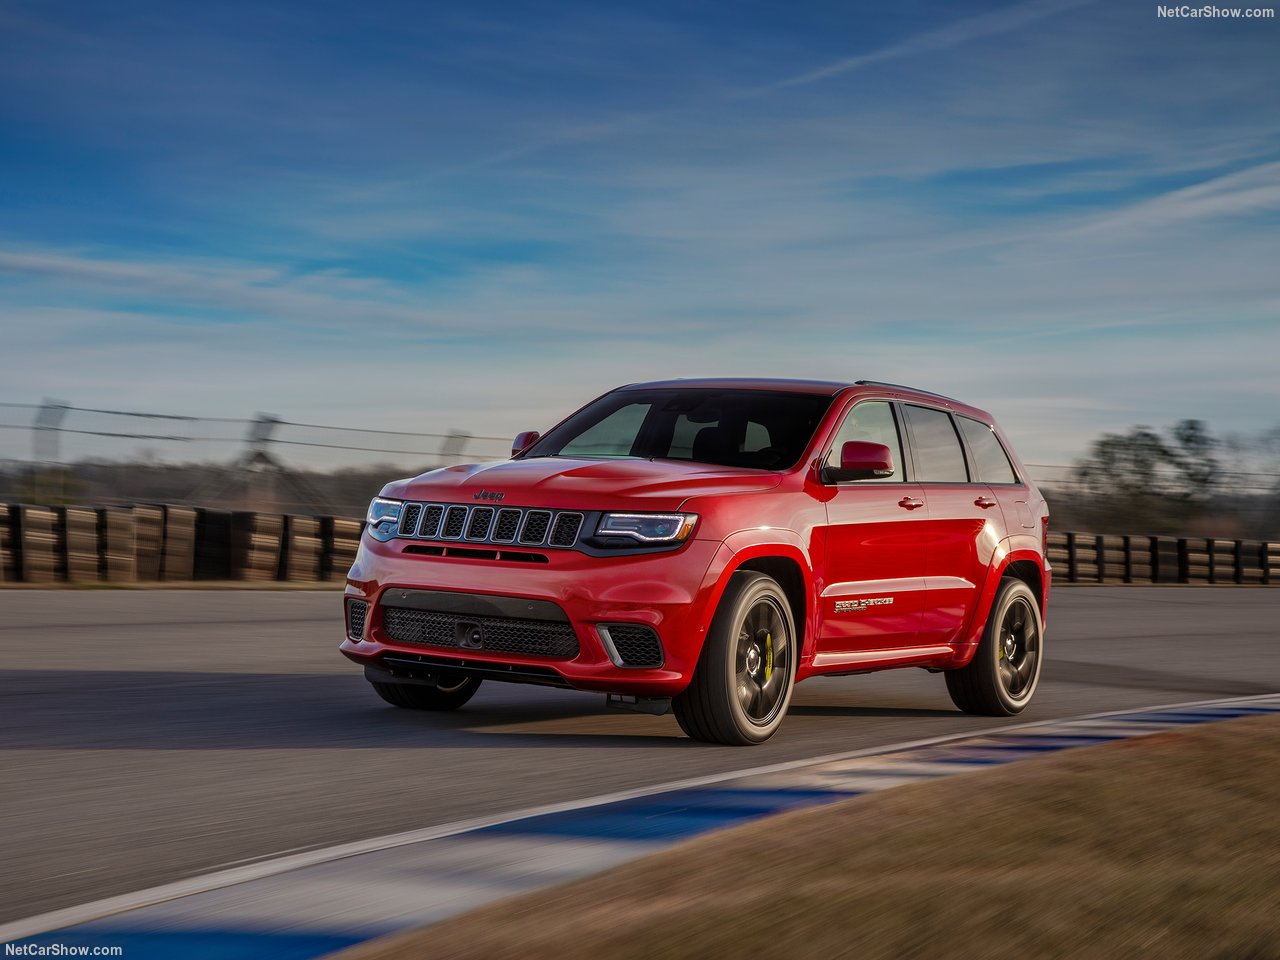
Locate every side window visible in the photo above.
<box><xmin>904</xmin><ymin>405</ymin><xmax>968</xmax><ymax>482</ymax></box>
<box><xmin>824</xmin><ymin>401</ymin><xmax>903</xmax><ymax>482</ymax></box>
<box><xmin>957</xmin><ymin>416</ymin><xmax>1018</xmax><ymax>484</ymax></box>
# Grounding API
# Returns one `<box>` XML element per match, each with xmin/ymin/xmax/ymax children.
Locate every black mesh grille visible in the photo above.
<box><xmin>346</xmin><ymin>600</ymin><xmax>369</xmax><ymax>641</ymax></box>
<box><xmin>382</xmin><ymin>607</ymin><xmax>579</xmax><ymax>659</ymax></box>
<box><xmin>550</xmin><ymin>512</ymin><xmax>583</xmax><ymax>547</ymax></box>
<box><xmin>492</xmin><ymin>509</ymin><xmax>521</xmax><ymax>543</ymax></box>
<box><xmin>442</xmin><ymin>506</ymin><xmax>468</xmax><ymax>539</ymax></box>
<box><xmin>605</xmin><ymin>624</ymin><xmax>663</xmax><ymax>668</ymax></box>
<box><xmin>419</xmin><ymin>505</ymin><xmax>444</xmax><ymax>539</ymax></box>
<box><xmin>398</xmin><ymin>503</ymin><xmax>422</xmax><ymax>537</ymax></box>
<box><xmin>520</xmin><ymin>511</ymin><xmax>551</xmax><ymax>544</ymax></box>
<box><xmin>466</xmin><ymin>507</ymin><xmax>495</xmax><ymax>540</ymax></box>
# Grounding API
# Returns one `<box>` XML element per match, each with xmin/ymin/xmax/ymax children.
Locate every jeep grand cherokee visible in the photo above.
<box><xmin>341</xmin><ymin>379</ymin><xmax>1050</xmax><ymax>745</ymax></box>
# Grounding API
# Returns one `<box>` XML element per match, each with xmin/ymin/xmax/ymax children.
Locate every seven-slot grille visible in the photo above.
<box><xmin>395</xmin><ymin>502</ymin><xmax>586</xmax><ymax>549</ymax></box>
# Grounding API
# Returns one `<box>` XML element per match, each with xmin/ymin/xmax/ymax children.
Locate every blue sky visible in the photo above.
<box><xmin>1</xmin><ymin>0</ymin><xmax>1278</xmax><ymax>466</ymax></box>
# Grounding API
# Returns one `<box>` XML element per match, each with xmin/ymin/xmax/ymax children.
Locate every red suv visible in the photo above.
<box><xmin>341</xmin><ymin>379</ymin><xmax>1050</xmax><ymax>744</ymax></box>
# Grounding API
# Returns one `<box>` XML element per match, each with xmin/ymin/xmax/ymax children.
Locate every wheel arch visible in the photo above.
<box><xmin>953</xmin><ymin>547</ymin><xmax>1049</xmax><ymax>667</ymax></box>
<box><xmin>708</xmin><ymin>534</ymin><xmax>816</xmax><ymax>663</ymax></box>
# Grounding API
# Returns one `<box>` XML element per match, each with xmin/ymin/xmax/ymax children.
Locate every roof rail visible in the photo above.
<box><xmin>854</xmin><ymin>380</ymin><xmax>960</xmax><ymax>404</ymax></box>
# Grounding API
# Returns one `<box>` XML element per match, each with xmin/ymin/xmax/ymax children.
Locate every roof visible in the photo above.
<box><xmin>616</xmin><ymin>377</ymin><xmax>853</xmax><ymax>396</ymax></box>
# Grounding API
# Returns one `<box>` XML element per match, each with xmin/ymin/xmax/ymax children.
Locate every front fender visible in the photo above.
<box><xmin>697</xmin><ymin>530</ymin><xmax>818</xmax><ymax>663</ymax></box>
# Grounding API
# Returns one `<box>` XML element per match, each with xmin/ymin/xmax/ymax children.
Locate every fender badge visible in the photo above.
<box><xmin>835</xmin><ymin>597</ymin><xmax>894</xmax><ymax>613</ymax></box>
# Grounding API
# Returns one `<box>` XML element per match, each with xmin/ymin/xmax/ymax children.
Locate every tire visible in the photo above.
<box><xmin>370</xmin><ymin>671</ymin><xmax>482</xmax><ymax>711</ymax></box>
<box><xmin>945</xmin><ymin>577</ymin><xmax>1043</xmax><ymax>716</ymax></box>
<box><xmin>673</xmin><ymin>571</ymin><xmax>798</xmax><ymax>745</ymax></box>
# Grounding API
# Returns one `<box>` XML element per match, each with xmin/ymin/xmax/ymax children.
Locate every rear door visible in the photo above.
<box><xmin>818</xmin><ymin>400</ymin><xmax>929</xmax><ymax>653</ymax></box>
<box><xmin>900</xmin><ymin>404</ymin><xmax>1000</xmax><ymax>647</ymax></box>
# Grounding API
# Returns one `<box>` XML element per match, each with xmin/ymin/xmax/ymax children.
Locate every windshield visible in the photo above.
<box><xmin>523</xmin><ymin>388</ymin><xmax>836</xmax><ymax>470</ymax></box>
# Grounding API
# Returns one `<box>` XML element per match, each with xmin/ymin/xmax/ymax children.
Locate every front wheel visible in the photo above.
<box><xmin>673</xmin><ymin>572</ymin><xmax>797</xmax><ymax>745</ymax></box>
<box><xmin>945</xmin><ymin>577</ymin><xmax>1043</xmax><ymax>715</ymax></box>
<box><xmin>370</xmin><ymin>672</ymin><xmax>482</xmax><ymax>711</ymax></box>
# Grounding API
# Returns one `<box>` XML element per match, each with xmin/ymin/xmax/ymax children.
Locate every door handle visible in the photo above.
<box><xmin>974</xmin><ymin>497</ymin><xmax>997</xmax><ymax>509</ymax></box>
<box><xmin>898</xmin><ymin>496</ymin><xmax>925</xmax><ymax>510</ymax></box>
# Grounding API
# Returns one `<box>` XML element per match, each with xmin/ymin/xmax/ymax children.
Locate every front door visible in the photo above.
<box><xmin>819</xmin><ymin>400</ymin><xmax>929</xmax><ymax>653</ymax></box>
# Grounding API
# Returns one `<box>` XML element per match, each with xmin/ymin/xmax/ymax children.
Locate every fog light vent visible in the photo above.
<box><xmin>346</xmin><ymin>599</ymin><xmax>369</xmax><ymax>641</ymax></box>
<box><xmin>598</xmin><ymin>623</ymin><xmax>664</xmax><ymax>668</ymax></box>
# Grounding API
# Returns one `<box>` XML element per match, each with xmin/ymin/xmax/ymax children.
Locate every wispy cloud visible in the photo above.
<box><xmin>757</xmin><ymin>0</ymin><xmax>1099</xmax><ymax>92</ymax></box>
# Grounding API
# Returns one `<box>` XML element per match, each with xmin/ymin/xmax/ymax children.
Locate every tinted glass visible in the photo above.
<box><xmin>526</xmin><ymin>389</ymin><xmax>834</xmax><ymax>470</ymax></box>
<box><xmin>904</xmin><ymin>405</ymin><xmax>968</xmax><ymax>482</ymax></box>
<box><xmin>824</xmin><ymin>401</ymin><xmax>903</xmax><ymax>481</ymax></box>
<box><xmin>957</xmin><ymin>416</ymin><xmax>1018</xmax><ymax>484</ymax></box>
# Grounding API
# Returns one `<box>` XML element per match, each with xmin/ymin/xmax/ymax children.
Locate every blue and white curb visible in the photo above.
<box><xmin>4</xmin><ymin>694</ymin><xmax>1278</xmax><ymax>959</ymax></box>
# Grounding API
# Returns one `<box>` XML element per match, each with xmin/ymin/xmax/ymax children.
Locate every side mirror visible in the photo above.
<box><xmin>823</xmin><ymin>441</ymin><xmax>894</xmax><ymax>483</ymax></box>
<box><xmin>511</xmin><ymin>430</ymin><xmax>540</xmax><ymax>458</ymax></box>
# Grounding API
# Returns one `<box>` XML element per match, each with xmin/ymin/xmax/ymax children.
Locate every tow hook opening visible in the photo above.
<box><xmin>606</xmin><ymin>694</ymin><xmax>672</xmax><ymax>716</ymax></box>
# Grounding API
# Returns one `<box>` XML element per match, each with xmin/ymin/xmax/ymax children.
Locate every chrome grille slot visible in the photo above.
<box><xmin>466</xmin><ymin>507</ymin><xmax>495</xmax><ymax>541</ymax></box>
<box><xmin>398</xmin><ymin>503</ymin><xmax>422</xmax><ymax>537</ymax></box>
<box><xmin>441</xmin><ymin>506</ymin><xmax>468</xmax><ymax>539</ymax></box>
<box><xmin>549</xmin><ymin>512</ymin><xmax>583</xmax><ymax>547</ymax></box>
<box><xmin>519</xmin><ymin>510</ymin><xmax>552</xmax><ymax>545</ymax></box>
<box><xmin>419</xmin><ymin>504</ymin><xmax>445</xmax><ymax>539</ymax></box>
<box><xmin>492</xmin><ymin>508</ymin><xmax>521</xmax><ymax>543</ymax></box>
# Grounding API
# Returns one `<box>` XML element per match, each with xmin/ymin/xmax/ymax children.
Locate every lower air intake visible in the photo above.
<box><xmin>382</xmin><ymin>607</ymin><xmax>580</xmax><ymax>659</ymax></box>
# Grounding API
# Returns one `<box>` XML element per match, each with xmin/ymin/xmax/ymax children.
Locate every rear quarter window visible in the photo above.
<box><xmin>957</xmin><ymin>416</ymin><xmax>1018</xmax><ymax>484</ymax></box>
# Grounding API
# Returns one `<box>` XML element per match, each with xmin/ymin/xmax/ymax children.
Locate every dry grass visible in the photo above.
<box><xmin>333</xmin><ymin>715</ymin><xmax>1280</xmax><ymax>960</ymax></box>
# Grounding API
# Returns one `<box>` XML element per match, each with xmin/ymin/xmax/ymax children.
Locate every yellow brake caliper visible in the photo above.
<box><xmin>764</xmin><ymin>632</ymin><xmax>774</xmax><ymax>681</ymax></box>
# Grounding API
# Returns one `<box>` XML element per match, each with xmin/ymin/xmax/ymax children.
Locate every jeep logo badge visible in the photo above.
<box><xmin>472</xmin><ymin>490</ymin><xmax>504</xmax><ymax>502</ymax></box>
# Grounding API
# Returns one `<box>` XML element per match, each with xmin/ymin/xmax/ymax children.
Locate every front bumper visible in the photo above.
<box><xmin>340</xmin><ymin>535</ymin><xmax>729</xmax><ymax>697</ymax></box>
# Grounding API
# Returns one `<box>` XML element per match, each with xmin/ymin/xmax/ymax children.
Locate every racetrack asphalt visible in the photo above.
<box><xmin>2</xmin><ymin>586</ymin><xmax>1277</xmax><ymax>925</ymax></box>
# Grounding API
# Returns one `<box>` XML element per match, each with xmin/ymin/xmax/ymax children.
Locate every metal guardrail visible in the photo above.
<box><xmin>0</xmin><ymin>505</ymin><xmax>1274</xmax><ymax>585</ymax></box>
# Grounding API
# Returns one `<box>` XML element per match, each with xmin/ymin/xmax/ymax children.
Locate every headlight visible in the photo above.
<box><xmin>597</xmin><ymin>512</ymin><xmax>697</xmax><ymax>543</ymax></box>
<box><xmin>365</xmin><ymin>497</ymin><xmax>403</xmax><ymax>541</ymax></box>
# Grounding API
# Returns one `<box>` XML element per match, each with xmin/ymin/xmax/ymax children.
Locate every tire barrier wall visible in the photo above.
<box><xmin>1047</xmin><ymin>532</ymin><xmax>1276</xmax><ymax>585</ymax></box>
<box><xmin>1</xmin><ymin>503</ymin><xmax>364</xmax><ymax>584</ymax></box>
<box><xmin>0</xmin><ymin>505</ymin><xmax>1272</xmax><ymax>585</ymax></box>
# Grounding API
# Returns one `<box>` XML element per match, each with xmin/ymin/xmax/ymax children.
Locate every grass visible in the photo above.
<box><xmin>332</xmin><ymin>714</ymin><xmax>1280</xmax><ymax>960</ymax></box>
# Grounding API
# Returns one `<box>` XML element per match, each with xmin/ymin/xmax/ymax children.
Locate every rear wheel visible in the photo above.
<box><xmin>945</xmin><ymin>577</ymin><xmax>1042</xmax><ymax>715</ymax></box>
<box><xmin>673</xmin><ymin>572</ymin><xmax>797</xmax><ymax>745</ymax></box>
<box><xmin>370</xmin><ymin>672</ymin><xmax>482</xmax><ymax>711</ymax></box>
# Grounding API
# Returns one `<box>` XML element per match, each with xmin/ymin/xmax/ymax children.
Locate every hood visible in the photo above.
<box><xmin>382</xmin><ymin>457</ymin><xmax>782</xmax><ymax>511</ymax></box>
